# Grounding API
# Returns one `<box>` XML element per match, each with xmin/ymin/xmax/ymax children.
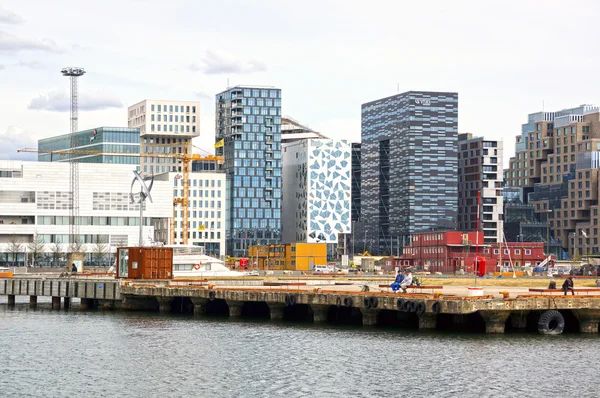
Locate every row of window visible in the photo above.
<box><xmin>37</xmin><ymin>216</ymin><xmax>151</xmax><ymax>226</ymax></box>
<box><xmin>151</xmin><ymin>104</ymin><xmax>196</xmax><ymax>113</ymax></box>
<box><xmin>174</xmin><ymin>179</ymin><xmax>222</xmax><ymax>188</ymax></box>
<box><xmin>151</xmin><ymin>124</ymin><xmax>196</xmax><ymax>133</ymax></box>
<box><xmin>151</xmin><ymin>114</ymin><xmax>196</xmax><ymax>123</ymax></box>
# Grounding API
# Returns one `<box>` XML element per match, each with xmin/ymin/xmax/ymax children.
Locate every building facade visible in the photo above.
<box><xmin>399</xmin><ymin>231</ymin><xmax>546</xmax><ymax>273</ymax></box>
<box><xmin>0</xmin><ymin>161</ymin><xmax>172</xmax><ymax>266</ymax></box>
<box><xmin>170</xmin><ymin>171</ymin><xmax>226</xmax><ymax>258</ymax></box>
<box><xmin>505</xmin><ymin>105</ymin><xmax>600</xmax><ymax>257</ymax></box>
<box><xmin>127</xmin><ymin>100</ymin><xmax>201</xmax><ymax>175</ymax></box>
<box><xmin>248</xmin><ymin>242</ymin><xmax>326</xmax><ymax>271</ymax></box>
<box><xmin>361</xmin><ymin>91</ymin><xmax>459</xmax><ymax>256</ymax></box>
<box><xmin>282</xmin><ymin>139</ymin><xmax>352</xmax><ymax>244</ymax></box>
<box><xmin>457</xmin><ymin>133</ymin><xmax>504</xmax><ymax>244</ymax></box>
<box><xmin>215</xmin><ymin>86</ymin><xmax>282</xmax><ymax>257</ymax></box>
<box><xmin>38</xmin><ymin>127</ymin><xmax>140</xmax><ymax>164</ymax></box>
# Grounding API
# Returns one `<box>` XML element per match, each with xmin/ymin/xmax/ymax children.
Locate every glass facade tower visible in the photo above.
<box><xmin>361</xmin><ymin>91</ymin><xmax>458</xmax><ymax>255</ymax></box>
<box><xmin>215</xmin><ymin>86</ymin><xmax>282</xmax><ymax>257</ymax></box>
<box><xmin>38</xmin><ymin>127</ymin><xmax>140</xmax><ymax>164</ymax></box>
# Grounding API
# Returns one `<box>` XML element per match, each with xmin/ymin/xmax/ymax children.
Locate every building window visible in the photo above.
<box><xmin>525</xmin><ymin>250</ymin><xmax>531</xmax><ymax>255</ymax></box>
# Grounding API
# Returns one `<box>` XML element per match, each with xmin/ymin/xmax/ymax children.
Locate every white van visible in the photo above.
<box><xmin>314</xmin><ymin>265</ymin><xmax>334</xmax><ymax>273</ymax></box>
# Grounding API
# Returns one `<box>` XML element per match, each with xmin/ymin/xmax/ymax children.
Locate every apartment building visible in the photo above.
<box><xmin>457</xmin><ymin>133</ymin><xmax>504</xmax><ymax>244</ymax></box>
<box><xmin>127</xmin><ymin>100</ymin><xmax>201</xmax><ymax>175</ymax></box>
<box><xmin>505</xmin><ymin>105</ymin><xmax>600</xmax><ymax>257</ymax></box>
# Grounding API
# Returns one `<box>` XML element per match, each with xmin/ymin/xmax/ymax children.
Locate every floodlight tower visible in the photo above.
<box><xmin>61</xmin><ymin>67</ymin><xmax>86</xmax><ymax>252</ymax></box>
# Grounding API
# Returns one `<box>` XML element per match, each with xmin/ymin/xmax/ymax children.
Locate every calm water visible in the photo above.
<box><xmin>1</xmin><ymin>296</ymin><xmax>599</xmax><ymax>398</ymax></box>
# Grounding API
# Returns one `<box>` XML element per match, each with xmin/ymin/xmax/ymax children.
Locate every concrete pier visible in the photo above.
<box><xmin>5</xmin><ymin>276</ymin><xmax>600</xmax><ymax>334</ymax></box>
<box><xmin>191</xmin><ymin>298</ymin><xmax>209</xmax><ymax>316</ymax></box>
<box><xmin>574</xmin><ymin>309</ymin><xmax>600</xmax><ymax>333</ymax></box>
<box><xmin>480</xmin><ymin>311</ymin><xmax>510</xmax><ymax>334</ymax></box>
<box><xmin>418</xmin><ymin>313</ymin><xmax>437</xmax><ymax>329</ymax></box>
<box><xmin>510</xmin><ymin>311</ymin><xmax>529</xmax><ymax>329</ymax></box>
<box><xmin>268</xmin><ymin>303</ymin><xmax>285</xmax><ymax>320</ymax></box>
<box><xmin>311</xmin><ymin>304</ymin><xmax>329</xmax><ymax>323</ymax></box>
<box><xmin>228</xmin><ymin>301</ymin><xmax>243</xmax><ymax>317</ymax></box>
<box><xmin>157</xmin><ymin>297</ymin><xmax>173</xmax><ymax>313</ymax></box>
<box><xmin>362</xmin><ymin>309</ymin><xmax>378</xmax><ymax>326</ymax></box>
<box><xmin>51</xmin><ymin>296</ymin><xmax>61</xmax><ymax>310</ymax></box>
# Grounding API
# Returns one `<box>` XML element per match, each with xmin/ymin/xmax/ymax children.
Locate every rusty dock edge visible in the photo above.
<box><xmin>3</xmin><ymin>277</ymin><xmax>600</xmax><ymax>334</ymax></box>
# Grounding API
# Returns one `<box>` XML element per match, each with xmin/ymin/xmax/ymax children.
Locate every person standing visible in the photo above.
<box><xmin>562</xmin><ymin>277</ymin><xmax>574</xmax><ymax>295</ymax></box>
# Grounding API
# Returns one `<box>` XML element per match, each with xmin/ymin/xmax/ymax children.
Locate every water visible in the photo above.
<box><xmin>1</xmin><ymin>296</ymin><xmax>599</xmax><ymax>398</ymax></box>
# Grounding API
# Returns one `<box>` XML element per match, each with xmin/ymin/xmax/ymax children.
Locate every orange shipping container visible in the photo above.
<box><xmin>116</xmin><ymin>247</ymin><xmax>173</xmax><ymax>280</ymax></box>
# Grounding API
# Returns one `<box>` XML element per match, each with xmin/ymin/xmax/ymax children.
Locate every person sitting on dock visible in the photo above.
<box><xmin>401</xmin><ymin>270</ymin><xmax>413</xmax><ymax>293</ymax></box>
<box><xmin>71</xmin><ymin>263</ymin><xmax>78</xmax><ymax>274</ymax></box>
<box><xmin>391</xmin><ymin>271</ymin><xmax>404</xmax><ymax>292</ymax></box>
<box><xmin>562</xmin><ymin>277</ymin><xmax>574</xmax><ymax>296</ymax></box>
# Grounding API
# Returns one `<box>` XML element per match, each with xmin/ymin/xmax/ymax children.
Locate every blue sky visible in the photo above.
<box><xmin>1</xmin><ymin>0</ymin><xmax>599</xmax><ymax>166</ymax></box>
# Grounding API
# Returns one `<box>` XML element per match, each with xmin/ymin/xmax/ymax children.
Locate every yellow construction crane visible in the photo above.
<box><xmin>17</xmin><ymin>145</ymin><xmax>223</xmax><ymax>246</ymax></box>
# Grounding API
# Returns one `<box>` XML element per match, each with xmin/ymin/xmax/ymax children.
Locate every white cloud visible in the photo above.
<box><xmin>312</xmin><ymin>117</ymin><xmax>361</xmax><ymax>144</ymax></box>
<box><xmin>16</xmin><ymin>60</ymin><xmax>44</xmax><ymax>68</ymax></box>
<box><xmin>0</xmin><ymin>6</ymin><xmax>23</xmax><ymax>24</ymax></box>
<box><xmin>0</xmin><ymin>30</ymin><xmax>62</xmax><ymax>53</ymax></box>
<box><xmin>0</xmin><ymin>126</ymin><xmax>38</xmax><ymax>160</ymax></box>
<box><xmin>188</xmin><ymin>49</ymin><xmax>267</xmax><ymax>75</ymax></box>
<box><xmin>28</xmin><ymin>90</ymin><xmax>124</xmax><ymax>112</ymax></box>
<box><xmin>194</xmin><ymin>91</ymin><xmax>212</xmax><ymax>99</ymax></box>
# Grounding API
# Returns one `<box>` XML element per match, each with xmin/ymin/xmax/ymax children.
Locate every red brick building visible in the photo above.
<box><xmin>399</xmin><ymin>231</ymin><xmax>548</xmax><ymax>273</ymax></box>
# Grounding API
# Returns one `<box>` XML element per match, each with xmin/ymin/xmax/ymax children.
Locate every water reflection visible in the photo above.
<box><xmin>1</xmin><ymin>297</ymin><xmax>599</xmax><ymax>397</ymax></box>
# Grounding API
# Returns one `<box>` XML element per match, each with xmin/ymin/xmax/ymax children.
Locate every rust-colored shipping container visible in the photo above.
<box><xmin>116</xmin><ymin>247</ymin><xmax>173</xmax><ymax>280</ymax></box>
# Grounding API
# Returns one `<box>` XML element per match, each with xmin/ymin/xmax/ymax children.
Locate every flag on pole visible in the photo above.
<box><xmin>214</xmin><ymin>139</ymin><xmax>224</xmax><ymax>148</ymax></box>
<box><xmin>198</xmin><ymin>224</ymin><xmax>205</xmax><ymax>231</ymax></box>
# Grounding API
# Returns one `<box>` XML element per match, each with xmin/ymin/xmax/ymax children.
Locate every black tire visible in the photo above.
<box><xmin>431</xmin><ymin>301</ymin><xmax>441</xmax><ymax>314</ymax></box>
<box><xmin>285</xmin><ymin>295</ymin><xmax>291</xmax><ymax>307</ymax></box>
<box><xmin>336</xmin><ymin>296</ymin><xmax>342</xmax><ymax>307</ymax></box>
<box><xmin>538</xmin><ymin>310</ymin><xmax>565</xmax><ymax>335</ymax></box>
<box><xmin>344</xmin><ymin>297</ymin><xmax>353</xmax><ymax>308</ymax></box>
<box><xmin>369</xmin><ymin>296</ymin><xmax>379</xmax><ymax>309</ymax></box>
<box><xmin>363</xmin><ymin>297</ymin><xmax>371</xmax><ymax>309</ymax></box>
<box><xmin>407</xmin><ymin>301</ymin><xmax>417</xmax><ymax>313</ymax></box>
<box><xmin>416</xmin><ymin>301</ymin><xmax>426</xmax><ymax>315</ymax></box>
<box><xmin>397</xmin><ymin>298</ymin><xmax>405</xmax><ymax>311</ymax></box>
<box><xmin>289</xmin><ymin>295</ymin><xmax>297</xmax><ymax>306</ymax></box>
<box><xmin>208</xmin><ymin>290</ymin><xmax>216</xmax><ymax>301</ymax></box>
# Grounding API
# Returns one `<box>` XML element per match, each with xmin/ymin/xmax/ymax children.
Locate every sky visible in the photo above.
<box><xmin>1</xmin><ymin>0</ymin><xmax>599</xmax><ymax>167</ymax></box>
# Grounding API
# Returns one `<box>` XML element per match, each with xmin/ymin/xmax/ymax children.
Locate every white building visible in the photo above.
<box><xmin>0</xmin><ymin>160</ymin><xmax>172</xmax><ymax>266</ymax></box>
<box><xmin>457</xmin><ymin>134</ymin><xmax>504</xmax><ymax>243</ymax></box>
<box><xmin>169</xmin><ymin>171</ymin><xmax>226</xmax><ymax>259</ymax></box>
<box><xmin>282</xmin><ymin>139</ymin><xmax>352</xmax><ymax>244</ymax></box>
<box><xmin>127</xmin><ymin>100</ymin><xmax>201</xmax><ymax>175</ymax></box>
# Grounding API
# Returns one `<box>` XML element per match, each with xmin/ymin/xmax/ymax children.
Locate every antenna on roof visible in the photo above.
<box><xmin>397</xmin><ymin>83</ymin><xmax>400</xmax><ymax>93</ymax></box>
<box><xmin>227</xmin><ymin>78</ymin><xmax>230</xmax><ymax>88</ymax></box>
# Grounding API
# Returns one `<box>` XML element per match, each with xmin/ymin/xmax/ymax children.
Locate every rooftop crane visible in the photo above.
<box><xmin>17</xmin><ymin>145</ymin><xmax>223</xmax><ymax>246</ymax></box>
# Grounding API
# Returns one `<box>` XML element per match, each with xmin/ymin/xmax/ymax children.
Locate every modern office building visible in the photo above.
<box><xmin>505</xmin><ymin>105</ymin><xmax>600</xmax><ymax>257</ymax></box>
<box><xmin>37</xmin><ymin>127</ymin><xmax>140</xmax><ymax>164</ymax></box>
<box><xmin>0</xmin><ymin>160</ymin><xmax>172</xmax><ymax>266</ymax></box>
<box><xmin>127</xmin><ymin>100</ymin><xmax>201</xmax><ymax>175</ymax></box>
<box><xmin>169</xmin><ymin>170</ymin><xmax>226</xmax><ymax>258</ymax></box>
<box><xmin>361</xmin><ymin>91</ymin><xmax>459</xmax><ymax>256</ymax></box>
<box><xmin>281</xmin><ymin>139</ymin><xmax>352</xmax><ymax>246</ymax></box>
<box><xmin>215</xmin><ymin>86</ymin><xmax>282</xmax><ymax>257</ymax></box>
<box><xmin>457</xmin><ymin>133</ymin><xmax>504</xmax><ymax>244</ymax></box>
